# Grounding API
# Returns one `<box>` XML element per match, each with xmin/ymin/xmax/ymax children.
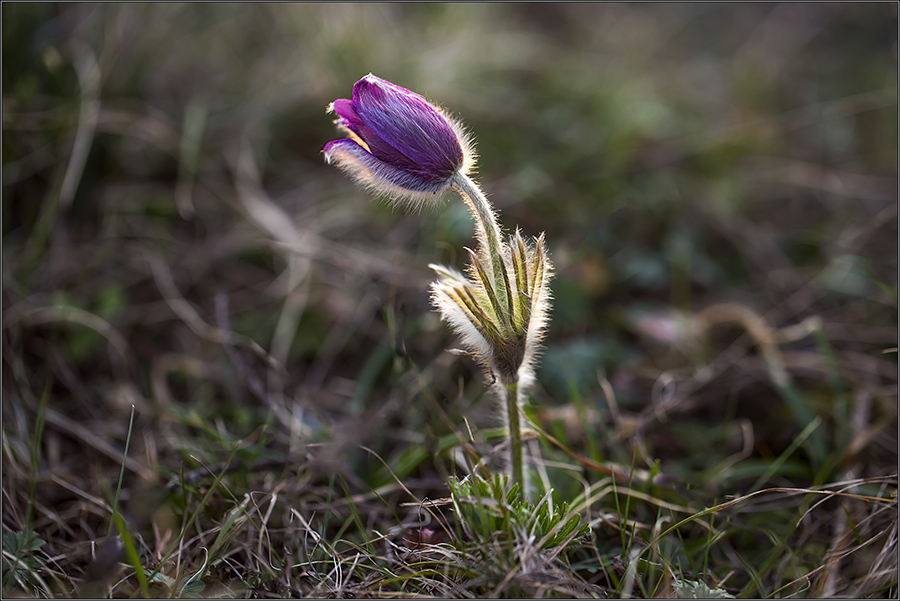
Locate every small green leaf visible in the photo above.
<box><xmin>673</xmin><ymin>579</ymin><xmax>735</xmax><ymax>599</ymax></box>
<box><xmin>2</xmin><ymin>530</ymin><xmax>48</xmax><ymax>591</ymax></box>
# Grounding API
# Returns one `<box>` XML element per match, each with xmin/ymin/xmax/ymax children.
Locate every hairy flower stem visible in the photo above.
<box><xmin>452</xmin><ymin>173</ymin><xmax>507</xmax><ymax>299</ymax></box>
<box><xmin>453</xmin><ymin>173</ymin><xmax>527</xmax><ymax>496</ymax></box>
<box><xmin>504</xmin><ymin>379</ymin><xmax>525</xmax><ymax>496</ymax></box>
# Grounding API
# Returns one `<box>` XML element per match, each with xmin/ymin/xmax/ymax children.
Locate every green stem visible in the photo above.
<box><xmin>505</xmin><ymin>379</ymin><xmax>525</xmax><ymax>497</ymax></box>
<box><xmin>452</xmin><ymin>174</ymin><xmax>525</xmax><ymax>496</ymax></box>
<box><xmin>452</xmin><ymin>173</ymin><xmax>507</xmax><ymax>301</ymax></box>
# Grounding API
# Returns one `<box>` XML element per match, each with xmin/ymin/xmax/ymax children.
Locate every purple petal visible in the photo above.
<box><xmin>352</xmin><ymin>75</ymin><xmax>463</xmax><ymax>179</ymax></box>
<box><xmin>330</xmin><ymin>99</ymin><xmax>357</xmax><ymax>124</ymax></box>
<box><xmin>330</xmin><ymin>97</ymin><xmax>425</xmax><ymax>174</ymax></box>
<box><xmin>323</xmin><ymin>138</ymin><xmax>453</xmax><ymax>198</ymax></box>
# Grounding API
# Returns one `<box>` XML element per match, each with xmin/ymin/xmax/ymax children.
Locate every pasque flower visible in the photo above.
<box><xmin>324</xmin><ymin>73</ymin><xmax>475</xmax><ymax>209</ymax></box>
<box><xmin>325</xmin><ymin>74</ymin><xmax>552</xmax><ymax>499</ymax></box>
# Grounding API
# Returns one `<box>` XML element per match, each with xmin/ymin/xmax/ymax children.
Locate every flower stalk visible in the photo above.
<box><xmin>504</xmin><ymin>380</ymin><xmax>524</xmax><ymax>494</ymax></box>
<box><xmin>451</xmin><ymin>173</ymin><xmax>505</xmax><ymax>294</ymax></box>
<box><xmin>324</xmin><ymin>74</ymin><xmax>553</xmax><ymax>498</ymax></box>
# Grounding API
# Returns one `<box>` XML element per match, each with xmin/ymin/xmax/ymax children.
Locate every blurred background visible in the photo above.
<box><xmin>2</xmin><ymin>3</ymin><xmax>897</xmax><ymax>595</ymax></box>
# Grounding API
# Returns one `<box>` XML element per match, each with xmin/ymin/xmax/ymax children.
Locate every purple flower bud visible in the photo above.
<box><xmin>324</xmin><ymin>74</ymin><xmax>475</xmax><ymax>208</ymax></box>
